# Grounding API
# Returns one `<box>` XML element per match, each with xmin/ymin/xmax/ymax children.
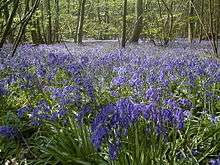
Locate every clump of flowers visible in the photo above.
<box><xmin>0</xmin><ymin>40</ymin><xmax>219</xmax><ymax>163</ymax></box>
<box><xmin>0</xmin><ymin>126</ymin><xmax>17</xmax><ymax>139</ymax></box>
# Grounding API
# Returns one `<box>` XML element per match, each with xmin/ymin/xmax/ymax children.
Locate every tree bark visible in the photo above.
<box><xmin>55</xmin><ymin>0</ymin><xmax>60</xmax><ymax>42</ymax></box>
<box><xmin>46</xmin><ymin>0</ymin><xmax>52</xmax><ymax>44</ymax></box>
<box><xmin>122</xmin><ymin>0</ymin><xmax>127</xmax><ymax>47</ymax></box>
<box><xmin>74</xmin><ymin>0</ymin><xmax>81</xmax><ymax>42</ymax></box>
<box><xmin>12</xmin><ymin>0</ymin><xmax>40</xmax><ymax>56</ymax></box>
<box><xmin>0</xmin><ymin>0</ymin><xmax>19</xmax><ymax>48</ymax></box>
<box><xmin>199</xmin><ymin>0</ymin><xmax>204</xmax><ymax>42</ymax></box>
<box><xmin>188</xmin><ymin>0</ymin><xmax>194</xmax><ymax>43</ymax></box>
<box><xmin>40</xmin><ymin>2</ymin><xmax>47</xmax><ymax>42</ymax></box>
<box><xmin>216</xmin><ymin>0</ymin><xmax>220</xmax><ymax>48</ymax></box>
<box><xmin>129</xmin><ymin>0</ymin><xmax>143</xmax><ymax>43</ymax></box>
<box><xmin>209</xmin><ymin>0</ymin><xmax>218</xmax><ymax>55</ymax></box>
<box><xmin>76</xmin><ymin>0</ymin><xmax>86</xmax><ymax>44</ymax></box>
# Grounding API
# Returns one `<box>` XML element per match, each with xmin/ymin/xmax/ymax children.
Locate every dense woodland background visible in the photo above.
<box><xmin>0</xmin><ymin>0</ymin><xmax>220</xmax><ymax>54</ymax></box>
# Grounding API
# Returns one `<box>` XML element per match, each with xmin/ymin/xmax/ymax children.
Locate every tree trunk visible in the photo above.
<box><xmin>122</xmin><ymin>0</ymin><xmax>127</xmax><ymax>48</ymax></box>
<box><xmin>188</xmin><ymin>0</ymin><xmax>194</xmax><ymax>43</ymax></box>
<box><xmin>199</xmin><ymin>0</ymin><xmax>204</xmax><ymax>42</ymax></box>
<box><xmin>216</xmin><ymin>0</ymin><xmax>220</xmax><ymax>49</ymax></box>
<box><xmin>209</xmin><ymin>0</ymin><xmax>218</xmax><ymax>55</ymax></box>
<box><xmin>29</xmin><ymin>0</ymin><xmax>39</xmax><ymax>44</ymax></box>
<box><xmin>161</xmin><ymin>0</ymin><xmax>174</xmax><ymax>45</ymax></box>
<box><xmin>74</xmin><ymin>0</ymin><xmax>81</xmax><ymax>42</ymax></box>
<box><xmin>129</xmin><ymin>0</ymin><xmax>143</xmax><ymax>43</ymax></box>
<box><xmin>55</xmin><ymin>0</ymin><xmax>60</xmax><ymax>42</ymax></box>
<box><xmin>76</xmin><ymin>0</ymin><xmax>86</xmax><ymax>44</ymax></box>
<box><xmin>0</xmin><ymin>0</ymin><xmax>19</xmax><ymax>48</ymax></box>
<box><xmin>40</xmin><ymin>2</ymin><xmax>47</xmax><ymax>42</ymax></box>
<box><xmin>12</xmin><ymin>0</ymin><xmax>40</xmax><ymax>56</ymax></box>
<box><xmin>46</xmin><ymin>0</ymin><xmax>52</xmax><ymax>44</ymax></box>
<box><xmin>36</xmin><ymin>18</ymin><xmax>44</xmax><ymax>43</ymax></box>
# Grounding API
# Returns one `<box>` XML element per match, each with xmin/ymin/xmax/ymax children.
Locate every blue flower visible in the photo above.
<box><xmin>31</xmin><ymin>120</ymin><xmax>41</xmax><ymax>126</ymax></box>
<box><xmin>91</xmin><ymin>126</ymin><xmax>109</xmax><ymax>150</ymax></box>
<box><xmin>116</xmin><ymin>98</ymin><xmax>137</xmax><ymax>128</ymax></box>
<box><xmin>91</xmin><ymin>104</ymin><xmax>116</xmax><ymax>132</ymax></box>
<box><xmin>37</xmin><ymin>66</ymin><xmax>47</xmax><ymax>77</ymax></box>
<box><xmin>165</xmin><ymin>98</ymin><xmax>177</xmax><ymax>108</ymax></box>
<box><xmin>0</xmin><ymin>126</ymin><xmax>17</xmax><ymax>139</ymax></box>
<box><xmin>17</xmin><ymin>106</ymin><xmax>30</xmax><ymax>118</ymax></box>
<box><xmin>48</xmin><ymin>53</ymin><xmax>58</xmax><ymax>65</ymax></box>
<box><xmin>58</xmin><ymin>108</ymin><xmax>68</xmax><ymax>117</ymax></box>
<box><xmin>83</xmin><ymin>78</ymin><xmax>95</xmax><ymax>99</ymax></box>
<box><xmin>178</xmin><ymin>98</ymin><xmax>192</xmax><ymax>108</ymax></box>
<box><xmin>129</xmin><ymin>73</ymin><xmax>142</xmax><ymax>86</ymax></box>
<box><xmin>162</xmin><ymin>109</ymin><xmax>173</xmax><ymax>122</ymax></box>
<box><xmin>142</xmin><ymin>102</ymin><xmax>157</xmax><ymax>120</ymax></box>
<box><xmin>80</xmin><ymin>56</ymin><xmax>89</xmax><ymax>66</ymax></box>
<box><xmin>76</xmin><ymin>105</ymin><xmax>92</xmax><ymax>125</ymax></box>
<box><xmin>174</xmin><ymin>109</ymin><xmax>185</xmax><ymax>129</ymax></box>
<box><xmin>113</xmin><ymin>66</ymin><xmax>127</xmax><ymax>75</ymax></box>
<box><xmin>210</xmin><ymin>155</ymin><xmax>220</xmax><ymax>165</ymax></box>
<box><xmin>0</xmin><ymin>85</ymin><xmax>7</xmax><ymax>96</ymax></box>
<box><xmin>109</xmin><ymin>141</ymin><xmax>121</xmax><ymax>160</ymax></box>
<box><xmin>67</xmin><ymin>63</ymin><xmax>82</xmax><ymax>75</ymax></box>
<box><xmin>31</xmin><ymin>107</ymin><xmax>40</xmax><ymax>118</ymax></box>
<box><xmin>51</xmin><ymin>112</ymin><xmax>59</xmax><ymax>121</ymax></box>
<box><xmin>112</xmin><ymin>76</ymin><xmax>126</xmax><ymax>86</ymax></box>
<box><xmin>145</xmin><ymin>87</ymin><xmax>161</xmax><ymax>101</ymax></box>
<box><xmin>192</xmin><ymin>149</ymin><xmax>199</xmax><ymax>156</ymax></box>
<box><xmin>209</xmin><ymin>115</ymin><xmax>219</xmax><ymax>124</ymax></box>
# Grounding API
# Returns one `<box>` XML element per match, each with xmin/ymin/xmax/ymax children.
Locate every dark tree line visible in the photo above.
<box><xmin>0</xmin><ymin>0</ymin><xmax>219</xmax><ymax>55</ymax></box>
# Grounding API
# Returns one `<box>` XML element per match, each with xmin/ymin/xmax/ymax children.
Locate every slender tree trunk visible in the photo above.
<box><xmin>161</xmin><ymin>0</ymin><xmax>174</xmax><ymax>45</ymax></box>
<box><xmin>11</xmin><ymin>0</ymin><xmax>39</xmax><ymax>57</ymax></box>
<box><xmin>12</xmin><ymin>0</ymin><xmax>40</xmax><ymax>56</ymax></box>
<box><xmin>46</xmin><ymin>0</ymin><xmax>52</xmax><ymax>44</ymax></box>
<box><xmin>188</xmin><ymin>0</ymin><xmax>194</xmax><ymax>43</ymax></box>
<box><xmin>167</xmin><ymin>2</ymin><xmax>174</xmax><ymax>44</ymax></box>
<box><xmin>40</xmin><ymin>3</ymin><xmax>47</xmax><ymax>42</ymax></box>
<box><xmin>74</xmin><ymin>0</ymin><xmax>81</xmax><ymax>42</ymax></box>
<box><xmin>29</xmin><ymin>0</ymin><xmax>39</xmax><ymax>44</ymax></box>
<box><xmin>129</xmin><ymin>0</ymin><xmax>143</xmax><ymax>43</ymax></box>
<box><xmin>3</xmin><ymin>6</ymin><xmax>9</xmax><ymax>23</ymax></box>
<box><xmin>55</xmin><ymin>0</ymin><xmax>60</xmax><ymax>42</ymax></box>
<box><xmin>36</xmin><ymin>18</ymin><xmax>44</xmax><ymax>43</ymax></box>
<box><xmin>30</xmin><ymin>22</ymin><xmax>37</xmax><ymax>44</ymax></box>
<box><xmin>76</xmin><ymin>0</ymin><xmax>86</xmax><ymax>44</ymax></box>
<box><xmin>2</xmin><ymin>5</ymin><xmax>11</xmax><ymax>41</ymax></box>
<box><xmin>199</xmin><ymin>0</ymin><xmax>204</xmax><ymax>42</ymax></box>
<box><xmin>122</xmin><ymin>0</ymin><xmax>127</xmax><ymax>47</ymax></box>
<box><xmin>216</xmin><ymin>0</ymin><xmax>220</xmax><ymax>48</ymax></box>
<box><xmin>0</xmin><ymin>12</ymin><xmax>3</xmax><ymax>35</ymax></box>
<box><xmin>209</xmin><ymin>0</ymin><xmax>218</xmax><ymax>55</ymax></box>
<box><xmin>0</xmin><ymin>0</ymin><xmax>19</xmax><ymax>48</ymax></box>
<box><xmin>22</xmin><ymin>0</ymin><xmax>30</xmax><ymax>42</ymax></box>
